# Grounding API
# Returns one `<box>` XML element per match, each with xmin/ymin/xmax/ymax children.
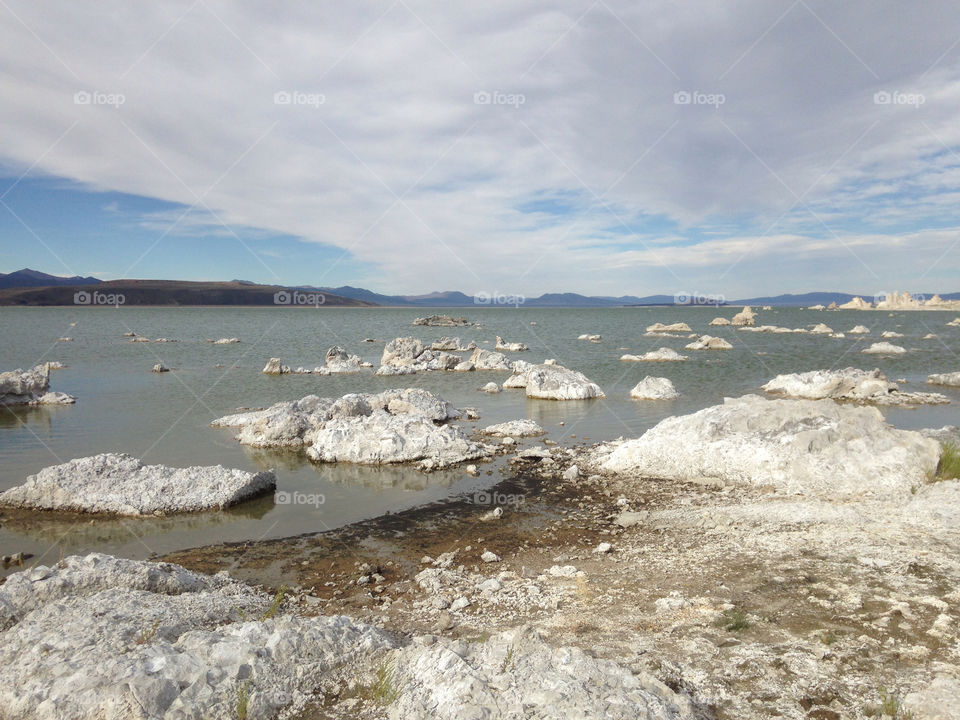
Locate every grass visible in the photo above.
<box><xmin>864</xmin><ymin>687</ymin><xmax>914</xmax><ymax>719</ymax></box>
<box><xmin>936</xmin><ymin>442</ymin><xmax>960</xmax><ymax>481</ymax></box>
<box><xmin>359</xmin><ymin>659</ymin><xmax>401</xmax><ymax>706</ymax></box>
<box><xmin>236</xmin><ymin>680</ymin><xmax>251</xmax><ymax>720</ymax></box>
<box><xmin>258</xmin><ymin>586</ymin><xmax>287</xmax><ymax>621</ymax></box>
<box><xmin>135</xmin><ymin>617</ymin><xmax>162</xmax><ymax>645</ymax></box>
<box><xmin>716</xmin><ymin>608</ymin><xmax>751</xmax><ymax>633</ymax></box>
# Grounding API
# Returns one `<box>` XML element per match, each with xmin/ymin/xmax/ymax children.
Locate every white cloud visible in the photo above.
<box><xmin>1</xmin><ymin>0</ymin><xmax>960</xmax><ymax>295</ymax></box>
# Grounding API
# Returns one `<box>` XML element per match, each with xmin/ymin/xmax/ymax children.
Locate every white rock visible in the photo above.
<box><xmin>709</xmin><ymin>317</ymin><xmax>732</xmax><ymax>326</ymax></box>
<box><xmin>948</xmin><ymin>317</ymin><xmax>960</xmax><ymax>327</ymax></box>
<box><xmin>577</xmin><ymin>334</ymin><xmax>602</xmax><ymax>341</ymax></box>
<box><xmin>0</xmin><ymin>453</ymin><xmax>276</xmax><ymax>515</ymax></box>
<box><xmin>684</xmin><ymin>335</ymin><xmax>732</xmax><ymax>351</ymax></box>
<box><xmin>928</xmin><ymin>371</ymin><xmax>960</xmax><ymax>388</ymax></box>
<box><xmin>881</xmin><ymin>330</ymin><xmax>904</xmax><ymax>338</ymax></box>
<box><xmin>645</xmin><ymin>322</ymin><xmax>692</xmax><ymax>333</ymax></box>
<box><xmin>480</xmin><ymin>551</ymin><xmax>500</xmax><ymax>563</ymax></box>
<box><xmin>810</xmin><ymin>323</ymin><xmax>834</xmax><ymax>334</ymax></box>
<box><xmin>621</xmin><ymin>347</ymin><xmax>688</xmax><ymax>362</ymax></box>
<box><xmin>904</xmin><ymin>675</ymin><xmax>960</xmax><ymax>720</ymax></box>
<box><xmin>151</xmin><ymin>363</ymin><xmax>169</xmax><ymax>373</ymax></box>
<box><xmin>595</xmin><ymin>542</ymin><xmax>613</xmax><ymax>554</ymax></box>
<box><xmin>449</xmin><ymin>596</ymin><xmax>471</xmax><ymax>611</ymax></box>
<box><xmin>480</xmin><ymin>419</ymin><xmax>545</xmax><ymax>437</ymax></box>
<box><xmin>503</xmin><ymin>363</ymin><xmax>605</xmax><ymax>400</ymax></box>
<box><xmin>481</xmin><ymin>382</ymin><xmax>500</xmax><ymax>393</ymax></box>
<box><xmin>262</xmin><ymin>357</ymin><xmax>291</xmax><ymax>374</ymax></box>
<box><xmin>413</xmin><ymin>315</ymin><xmax>473</xmax><ymax>327</ymax></box>
<box><xmin>377</xmin><ymin>337</ymin><xmax>461</xmax><ymax>375</ymax></box>
<box><xmin>468</xmin><ymin>348</ymin><xmax>515</xmax><ymax>371</ymax></box>
<box><xmin>36</xmin><ymin>391</ymin><xmax>76</xmax><ymax>405</ymax></box>
<box><xmin>731</xmin><ymin>307</ymin><xmax>756</xmax><ymax>326</ymax></box>
<box><xmin>0</xmin><ymin>365</ymin><xmax>51</xmax><ymax>406</ymax></box>
<box><xmin>210</xmin><ymin>337</ymin><xmax>240</xmax><ymax>344</ymax></box>
<box><xmin>630</xmin><ymin>377</ymin><xmax>680</xmax><ymax>400</ymax></box>
<box><xmin>763</xmin><ymin>367</ymin><xmax>948</xmax><ymax>406</ymax></box>
<box><xmin>848</xmin><ymin>325</ymin><xmax>870</xmax><ymax>334</ymax></box>
<box><xmin>547</xmin><ymin>565</ymin><xmax>578</xmax><ymax>577</ymax></box>
<box><xmin>562</xmin><ymin>465</ymin><xmax>580</xmax><ymax>481</ymax></box>
<box><xmin>495</xmin><ymin>336</ymin><xmax>529</xmax><ymax>352</ymax></box>
<box><xmin>598</xmin><ymin>395</ymin><xmax>939</xmax><ymax>501</ymax></box>
<box><xmin>862</xmin><ymin>341</ymin><xmax>907</xmax><ymax>355</ymax></box>
<box><xmin>313</xmin><ymin>345</ymin><xmax>372</xmax><ymax>375</ymax></box>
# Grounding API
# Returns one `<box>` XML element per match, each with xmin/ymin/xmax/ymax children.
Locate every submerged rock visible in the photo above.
<box><xmin>621</xmin><ymin>347</ymin><xmax>688</xmax><ymax>362</ymax></box>
<box><xmin>861</xmin><ymin>341</ymin><xmax>907</xmax><ymax>355</ymax></box>
<box><xmin>596</xmin><ymin>395</ymin><xmax>939</xmax><ymax>500</ymax></box>
<box><xmin>213</xmin><ymin>388</ymin><xmax>487</xmax><ymax>467</ymax></box>
<box><xmin>480</xmin><ymin>419</ymin><xmax>546</xmax><ymax>437</ymax></box>
<box><xmin>929</xmin><ymin>371</ymin><xmax>960</xmax><ymax>388</ymax></box>
<box><xmin>763</xmin><ymin>368</ymin><xmax>949</xmax><ymax>406</ymax></box>
<box><xmin>0</xmin><ymin>453</ymin><xmax>275</xmax><ymax>515</ymax></box>
<box><xmin>502</xmin><ymin>363</ymin><xmax>605</xmax><ymax>400</ymax></box>
<box><xmin>630</xmin><ymin>376</ymin><xmax>680</xmax><ymax>400</ymax></box>
<box><xmin>495</xmin><ymin>336</ymin><xmax>529</xmax><ymax>352</ymax></box>
<box><xmin>577</xmin><ymin>334</ymin><xmax>602</xmax><ymax>342</ymax></box>
<box><xmin>810</xmin><ymin>323</ymin><xmax>834</xmax><ymax>334</ymax></box>
<box><xmin>684</xmin><ymin>335</ymin><xmax>732</xmax><ymax>351</ymax></box>
<box><xmin>0</xmin><ymin>364</ymin><xmax>75</xmax><ymax>406</ymax></box>
<box><xmin>208</xmin><ymin>337</ymin><xmax>240</xmax><ymax>344</ymax></box>
<box><xmin>881</xmin><ymin>330</ymin><xmax>904</xmax><ymax>338</ymax></box>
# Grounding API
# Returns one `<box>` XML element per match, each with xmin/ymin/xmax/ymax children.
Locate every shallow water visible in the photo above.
<box><xmin>1</xmin><ymin>305</ymin><xmax>958</xmax><ymax>571</ymax></box>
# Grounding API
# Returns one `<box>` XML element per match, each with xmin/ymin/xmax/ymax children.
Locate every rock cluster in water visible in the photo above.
<box><xmin>0</xmin><ymin>364</ymin><xmax>75</xmax><ymax>406</ymax></box>
<box><xmin>501</xmin><ymin>362</ymin><xmax>605</xmax><ymax>400</ymax></box>
<box><xmin>763</xmin><ymin>367</ymin><xmax>949</xmax><ymax>406</ymax></box>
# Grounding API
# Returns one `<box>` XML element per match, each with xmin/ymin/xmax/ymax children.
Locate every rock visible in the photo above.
<box><xmin>597</xmin><ymin>395</ymin><xmax>939</xmax><ymax>501</ymax></box>
<box><xmin>547</xmin><ymin>565</ymin><xmax>578</xmax><ymax>577</ymax></box>
<box><xmin>262</xmin><ymin>357</ymin><xmax>291</xmax><ymax>374</ymax></box>
<box><xmin>495</xmin><ymin>336</ymin><xmax>529</xmax><ymax>352</ymax></box>
<box><xmin>807</xmin><ymin>304</ymin><xmax>825</xmax><ymax>310</ymax></box>
<box><xmin>838</xmin><ymin>296</ymin><xmax>872</xmax><ymax>310</ymax></box>
<box><xmin>563</xmin><ymin>465</ymin><xmax>579</xmax><ymax>481</ymax></box>
<box><xmin>468</xmin><ymin>348</ymin><xmax>514</xmax><ymax>371</ymax></box>
<box><xmin>928</xmin><ymin>372</ymin><xmax>960</xmax><ymax>387</ymax></box>
<box><xmin>948</xmin><ymin>317</ymin><xmax>960</xmax><ymax>327</ymax></box>
<box><xmin>0</xmin><ymin>554</ymin><xmax>391</xmax><ymax>718</ymax></box>
<box><xmin>209</xmin><ymin>337</ymin><xmax>240</xmax><ymax>344</ymax></box>
<box><xmin>577</xmin><ymin>333</ymin><xmax>602</xmax><ymax>342</ymax></box>
<box><xmin>0</xmin><ymin>365</ymin><xmax>50</xmax><ymax>406</ymax></box>
<box><xmin>924</xmin><ymin>333</ymin><xmax>938</xmax><ymax>340</ymax></box>
<box><xmin>594</xmin><ymin>542</ymin><xmax>613</xmax><ymax>554</ymax></box>
<box><xmin>151</xmin><ymin>363</ymin><xmax>169</xmax><ymax>373</ymax></box>
<box><xmin>465</xmin><ymin>464</ymin><xmax>479</xmax><ymax>475</ymax></box>
<box><xmin>621</xmin><ymin>347</ymin><xmax>688</xmax><ymax>362</ymax></box>
<box><xmin>450</xmin><ymin>596</ymin><xmax>471</xmax><ymax>611</ymax></box>
<box><xmin>314</xmin><ymin>345</ymin><xmax>372</xmax><ymax>375</ymax></box>
<box><xmin>480</xmin><ymin>419</ymin><xmax>545</xmax><ymax>437</ymax></box>
<box><xmin>213</xmin><ymin>388</ymin><xmax>487</xmax><ymax>467</ymax></box>
<box><xmin>390</xmin><ymin>626</ymin><xmax>694</xmax><ymax>720</ymax></box>
<box><xmin>376</xmin><ymin>337</ymin><xmax>462</xmax><ymax>375</ymax></box>
<box><xmin>881</xmin><ymin>330</ymin><xmax>904</xmax><ymax>338</ymax></box>
<box><xmin>430</xmin><ymin>337</ymin><xmax>470</xmax><ymax>351</ymax></box>
<box><xmin>810</xmin><ymin>323</ymin><xmax>834</xmax><ymax>334</ymax></box>
<box><xmin>630</xmin><ymin>377</ymin><xmax>680</xmax><ymax>400</ymax></box>
<box><xmin>480</xmin><ymin>551</ymin><xmax>500</xmax><ymax>563</ymax></box>
<box><xmin>453</xmin><ymin>361</ymin><xmax>475</xmax><ymax>372</ymax></box>
<box><xmin>645</xmin><ymin>322</ymin><xmax>692</xmax><ymax>333</ymax></box>
<box><xmin>0</xmin><ymin>453</ymin><xmax>276</xmax><ymax>515</ymax></box>
<box><xmin>35</xmin><ymin>392</ymin><xmax>76</xmax><ymax>405</ymax></box>
<box><xmin>709</xmin><ymin>317</ymin><xmax>731</xmax><ymax>326</ymax></box>
<box><xmin>503</xmin><ymin>363</ymin><xmax>605</xmax><ymax>400</ymax></box>
<box><xmin>731</xmin><ymin>307</ymin><xmax>756</xmax><ymax>326</ymax></box>
<box><xmin>684</xmin><ymin>335</ymin><xmax>732</xmax><ymax>351</ymax></box>
<box><xmin>763</xmin><ymin>368</ymin><xmax>949</xmax><ymax>406</ymax></box>
<box><xmin>413</xmin><ymin>315</ymin><xmax>472</xmax><ymax>327</ymax></box>
<box><xmin>848</xmin><ymin>325</ymin><xmax>870</xmax><ymax>334</ymax></box>
<box><xmin>481</xmin><ymin>382</ymin><xmax>500</xmax><ymax>393</ymax></box>
<box><xmin>862</xmin><ymin>341</ymin><xmax>907</xmax><ymax>355</ymax></box>
<box><xmin>904</xmin><ymin>675</ymin><xmax>960</xmax><ymax>719</ymax></box>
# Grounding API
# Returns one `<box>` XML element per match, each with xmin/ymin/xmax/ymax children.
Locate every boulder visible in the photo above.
<box><xmin>708</xmin><ymin>317</ymin><xmax>731</xmax><ymax>326</ymax></box>
<box><xmin>862</xmin><ymin>342</ymin><xmax>907</xmax><ymax>355</ymax></box>
<box><xmin>730</xmin><ymin>307</ymin><xmax>756</xmax><ymax>326</ymax></box>
<box><xmin>881</xmin><ymin>330</ymin><xmax>904</xmax><ymax>338</ymax></box>
<box><xmin>848</xmin><ymin>325</ymin><xmax>870</xmax><ymax>334</ymax></box>
<box><xmin>0</xmin><ymin>365</ymin><xmax>75</xmax><ymax>406</ymax></box>
<box><xmin>645</xmin><ymin>322</ymin><xmax>691</xmax><ymax>333</ymax></box>
<box><xmin>315</xmin><ymin>345</ymin><xmax>372</xmax><ymax>374</ymax></box>
<box><xmin>948</xmin><ymin>317</ymin><xmax>960</xmax><ymax>327</ymax></box>
<box><xmin>684</xmin><ymin>335</ymin><xmax>732</xmax><ymax>351</ymax></box>
<box><xmin>468</xmin><ymin>348</ymin><xmax>515</xmax><ymax>371</ymax></box>
<box><xmin>763</xmin><ymin>368</ymin><xmax>949</xmax><ymax>406</ymax></box>
<box><xmin>621</xmin><ymin>347</ymin><xmax>688</xmax><ymax>362</ymax></box>
<box><xmin>377</xmin><ymin>337</ymin><xmax>461</xmax><ymax>375</ymax></box>
<box><xmin>481</xmin><ymin>382</ymin><xmax>500</xmax><ymax>393</ymax></box>
<box><xmin>413</xmin><ymin>315</ymin><xmax>472</xmax><ymax>327</ymax></box>
<box><xmin>597</xmin><ymin>395</ymin><xmax>939</xmax><ymax>501</ymax></box>
<box><xmin>495</xmin><ymin>336</ymin><xmax>529</xmax><ymax>352</ymax></box>
<box><xmin>430</xmin><ymin>337</ymin><xmax>475</xmax><ymax>351</ymax></box>
<box><xmin>262</xmin><ymin>357</ymin><xmax>291</xmax><ymax>374</ymax></box>
<box><xmin>928</xmin><ymin>372</ymin><xmax>960</xmax><ymax>388</ymax></box>
<box><xmin>630</xmin><ymin>377</ymin><xmax>680</xmax><ymax>400</ymax></box>
<box><xmin>810</xmin><ymin>323</ymin><xmax>833</xmax><ymax>334</ymax></box>
<box><xmin>480</xmin><ymin>419</ymin><xmax>546</xmax><ymax>437</ymax></box>
<box><xmin>577</xmin><ymin>334</ymin><xmax>602</xmax><ymax>342</ymax></box>
<box><xmin>502</xmin><ymin>363</ymin><xmax>605</xmax><ymax>400</ymax></box>
<box><xmin>0</xmin><ymin>454</ymin><xmax>276</xmax><ymax>515</ymax></box>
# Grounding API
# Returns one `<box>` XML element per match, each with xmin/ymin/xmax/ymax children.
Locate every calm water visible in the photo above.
<box><xmin>1</xmin><ymin>305</ymin><xmax>958</xmax><ymax>571</ymax></box>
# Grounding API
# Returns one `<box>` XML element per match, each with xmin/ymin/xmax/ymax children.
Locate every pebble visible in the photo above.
<box><xmin>481</xmin><ymin>551</ymin><xmax>501</xmax><ymax>563</ymax></box>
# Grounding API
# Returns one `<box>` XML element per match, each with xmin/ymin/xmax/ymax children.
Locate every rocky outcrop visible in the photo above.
<box><xmin>838</xmin><ymin>296</ymin><xmax>871</xmax><ymax>310</ymax></box>
<box><xmin>263</xmin><ymin>357</ymin><xmax>291</xmax><ymax>374</ymax></box>
<box><xmin>862</xmin><ymin>341</ymin><xmax>907</xmax><ymax>355</ymax></box>
<box><xmin>948</xmin><ymin>317</ymin><xmax>960</xmax><ymax>327</ymax></box>
<box><xmin>468</xmin><ymin>348</ymin><xmax>515</xmax><ymax>371</ymax></box>
<box><xmin>430</xmin><ymin>337</ymin><xmax>476</xmax><ymax>351</ymax></box>
<box><xmin>501</xmin><ymin>363</ymin><xmax>605</xmax><ymax>400</ymax></box>
<box><xmin>0</xmin><ymin>453</ymin><xmax>276</xmax><ymax>515</ymax></box>
<box><xmin>731</xmin><ymin>307</ymin><xmax>756</xmax><ymax>326</ymax></box>
<box><xmin>316</xmin><ymin>346</ymin><xmax>373</xmax><ymax>374</ymax></box>
<box><xmin>495</xmin><ymin>336</ymin><xmax>529</xmax><ymax>352</ymax></box>
<box><xmin>413</xmin><ymin>315</ymin><xmax>472</xmax><ymax>327</ymax></box>
<box><xmin>929</xmin><ymin>372</ymin><xmax>960</xmax><ymax>388</ymax></box>
<box><xmin>708</xmin><ymin>317</ymin><xmax>731</xmax><ymax>326</ymax></box>
<box><xmin>645</xmin><ymin>322</ymin><xmax>692</xmax><ymax>333</ymax></box>
<box><xmin>213</xmin><ymin>389</ymin><xmax>487</xmax><ymax>468</ymax></box>
<box><xmin>0</xmin><ymin>365</ymin><xmax>75</xmax><ymax>406</ymax></box>
<box><xmin>595</xmin><ymin>395</ymin><xmax>940</xmax><ymax>501</ymax></box>
<box><xmin>848</xmin><ymin>325</ymin><xmax>870</xmax><ymax>334</ymax></box>
<box><xmin>810</xmin><ymin>323</ymin><xmax>833</xmax><ymax>334</ymax></box>
<box><xmin>881</xmin><ymin>330</ymin><xmax>904</xmax><ymax>338</ymax></box>
<box><xmin>621</xmin><ymin>347</ymin><xmax>688</xmax><ymax>362</ymax></box>
<box><xmin>629</xmin><ymin>377</ymin><xmax>680</xmax><ymax>400</ymax></box>
<box><xmin>376</xmin><ymin>337</ymin><xmax>461</xmax><ymax>375</ymax></box>
<box><xmin>684</xmin><ymin>335</ymin><xmax>732</xmax><ymax>350</ymax></box>
<box><xmin>0</xmin><ymin>553</ymin><xmax>391</xmax><ymax>718</ymax></box>
<box><xmin>480</xmin><ymin>419</ymin><xmax>546</xmax><ymax>437</ymax></box>
<box><xmin>763</xmin><ymin>368</ymin><xmax>949</xmax><ymax>406</ymax></box>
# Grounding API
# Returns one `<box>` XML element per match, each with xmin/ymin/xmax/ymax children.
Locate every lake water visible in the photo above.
<box><xmin>1</xmin><ymin>305</ymin><xmax>958</xmax><ymax>572</ymax></box>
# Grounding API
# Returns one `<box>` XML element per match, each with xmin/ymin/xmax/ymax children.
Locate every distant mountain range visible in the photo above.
<box><xmin>1</xmin><ymin>269</ymin><xmax>957</xmax><ymax>307</ymax></box>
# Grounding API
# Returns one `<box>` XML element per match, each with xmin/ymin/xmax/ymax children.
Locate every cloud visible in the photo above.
<box><xmin>1</xmin><ymin>0</ymin><xmax>959</xmax><ymax>295</ymax></box>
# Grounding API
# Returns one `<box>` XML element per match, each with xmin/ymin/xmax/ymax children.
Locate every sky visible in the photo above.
<box><xmin>1</xmin><ymin>1</ymin><xmax>959</xmax><ymax>298</ymax></box>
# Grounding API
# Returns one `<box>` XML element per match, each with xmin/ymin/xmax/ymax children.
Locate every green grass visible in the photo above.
<box><xmin>717</xmin><ymin>608</ymin><xmax>751</xmax><ymax>632</ymax></box>
<box><xmin>236</xmin><ymin>680</ymin><xmax>251</xmax><ymax>720</ymax></box>
<box><xmin>258</xmin><ymin>586</ymin><xmax>287</xmax><ymax>621</ymax></box>
<box><xmin>872</xmin><ymin>687</ymin><xmax>913</xmax><ymax>719</ymax></box>
<box><xmin>135</xmin><ymin>618</ymin><xmax>162</xmax><ymax>645</ymax></box>
<box><xmin>360</xmin><ymin>659</ymin><xmax>401</xmax><ymax>706</ymax></box>
<box><xmin>937</xmin><ymin>442</ymin><xmax>960</xmax><ymax>481</ymax></box>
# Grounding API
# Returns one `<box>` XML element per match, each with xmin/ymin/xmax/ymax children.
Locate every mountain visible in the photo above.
<box><xmin>0</xmin><ymin>268</ymin><xmax>100</xmax><ymax>290</ymax></box>
<box><xmin>733</xmin><ymin>292</ymin><xmax>856</xmax><ymax>306</ymax></box>
<box><xmin>0</xmin><ymin>280</ymin><xmax>373</xmax><ymax>307</ymax></box>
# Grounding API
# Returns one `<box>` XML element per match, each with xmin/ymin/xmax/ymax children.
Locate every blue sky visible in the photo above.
<box><xmin>2</xmin><ymin>1</ymin><xmax>960</xmax><ymax>296</ymax></box>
